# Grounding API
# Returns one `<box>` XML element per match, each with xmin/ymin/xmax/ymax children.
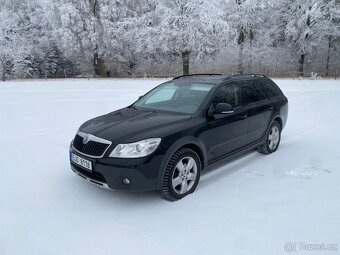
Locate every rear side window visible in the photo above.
<box><xmin>241</xmin><ymin>80</ymin><xmax>266</xmax><ymax>105</ymax></box>
<box><xmin>260</xmin><ymin>79</ymin><xmax>281</xmax><ymax>98</ymax></box>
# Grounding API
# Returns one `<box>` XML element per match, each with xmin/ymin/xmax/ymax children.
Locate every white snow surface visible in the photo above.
<box><xmin>1</xmin><ymin>79</ymin><xmax>339</xmax><ymax>255</ymax></box>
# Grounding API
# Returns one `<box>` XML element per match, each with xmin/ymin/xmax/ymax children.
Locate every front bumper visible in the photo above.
<box><xmin>69</xmin><ymin>146</ymin><xmax>164</xmax><ymax>192</ymax></box>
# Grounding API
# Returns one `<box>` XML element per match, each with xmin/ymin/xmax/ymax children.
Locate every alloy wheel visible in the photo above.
<box><xmin>268</xmin><ymin>125</ymin><xmax>280</xmax><ymax>150</ymax></box>
<box><xmin>171</xmin><ymin>156</ymin><xmax>198</xmax><ymax>195</ymax></box>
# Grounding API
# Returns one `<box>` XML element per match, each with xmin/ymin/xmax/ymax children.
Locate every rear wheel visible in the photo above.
<box><xmin>257</xmin><ymin>121</ymin><xmax>281</xmax><ymax>155</ymax></box>
<box><xmin>160</xmin><ymin>148</ymin><xmax>201</xmax><ymax>201</ymax></box>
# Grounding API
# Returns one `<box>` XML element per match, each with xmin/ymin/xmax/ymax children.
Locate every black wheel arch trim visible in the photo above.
<box><xmin>156</xmin><ymin>136</ymin><xmax>207</xmax><ymax>190</ymax></box>
<box><xmin>260</xmin><ymin>114</ymin><xmax>283</xmax><ymax>144</ymax></box>
<box><xmin>271</xmin><ymin>115</ymin><xmax>283</xmax><ymax>129</ymax></box>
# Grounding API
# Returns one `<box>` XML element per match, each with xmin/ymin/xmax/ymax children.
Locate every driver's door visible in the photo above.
<box><xmin>206</xmin><ymin>82</ymin><xmax>248</xmax><ymax>161</ymax></box>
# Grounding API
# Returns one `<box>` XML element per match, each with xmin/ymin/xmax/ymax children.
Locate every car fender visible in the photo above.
<box><xmin>156</xmin><ymin>136</ymin><xmax>208</xmax><ymax>190</ymax></box>
<box><xmin>260</xmin><ymin>114</ymin><xmax>282</xmax><ymax>144</ymax></box>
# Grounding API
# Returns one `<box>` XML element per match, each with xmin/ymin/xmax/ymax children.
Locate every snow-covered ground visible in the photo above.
<box><xmin>1</xmin><ymin>79</ymin><xmax>339</xmax><ymax>255</ymax></box>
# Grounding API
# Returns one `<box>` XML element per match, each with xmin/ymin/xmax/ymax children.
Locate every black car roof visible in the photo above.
<box><xmin>172</xmin><ymin>73</ymin><xmax>267</xmax><ymax>85</ymax></box>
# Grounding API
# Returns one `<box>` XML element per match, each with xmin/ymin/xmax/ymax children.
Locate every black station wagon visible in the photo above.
<box><xmin>70</xmin><ymin>74</ymin><xmax>288</xmax><ymax>201</ymax></box>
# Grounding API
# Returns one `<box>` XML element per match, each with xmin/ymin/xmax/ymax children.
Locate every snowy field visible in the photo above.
<box><xmin>1</xmin><ymin>78</ymin><xmax>340</xmax><ymax>255</ymax></box>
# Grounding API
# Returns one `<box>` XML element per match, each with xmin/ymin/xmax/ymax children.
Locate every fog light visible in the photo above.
<box><xmin>122</xmin><ymin>178</ymin><xmax>130</xmax><ymax>185</ymax></box>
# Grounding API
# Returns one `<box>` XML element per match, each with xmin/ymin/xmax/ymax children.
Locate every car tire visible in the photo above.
<box><xmin>257</xmin><ymin>121</ymin><xmax>281</xmax><ymax>155</ymax></box>
<box><xmin>160</xmin><ymin>148</ymin><xmax>201</xmax><ymax>201</ymax></box>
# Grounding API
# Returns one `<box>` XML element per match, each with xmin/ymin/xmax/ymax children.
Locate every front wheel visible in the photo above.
<box><xmin>160</xmin><ymin>148</ymin><xmax>201</xmax><ymax>201</ymax></box>
<box><xmin>257</xmin><ymin>121</ymin><xmax>281</xmax><ymax>155</ymax></box>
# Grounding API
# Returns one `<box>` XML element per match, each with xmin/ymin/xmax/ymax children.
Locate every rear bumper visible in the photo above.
<box><xmin>69</xmin><ymin>146</ymin><xmax>164</xmax><ymax>192</ymax></box>
<box><xmin>279</xmin><ymin>100</ymin><xmax>289</xmax><ymax>130</ymax></box>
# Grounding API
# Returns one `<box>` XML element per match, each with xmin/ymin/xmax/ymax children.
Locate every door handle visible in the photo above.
<box><xmin>239</xmin><ymin>114</ymin><xmax>248</xmax><ymax>120</ymax></box>
<box><xmin>267</xmin><ymin>106</ymin><xmax>274</xmax><ymax>111</ymax></box>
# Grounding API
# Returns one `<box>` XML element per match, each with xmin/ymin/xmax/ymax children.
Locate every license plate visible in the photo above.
<box><xmin>71</xmin><ymin>153</ymin><xmax>92</xmax><ymax>171</ymax></box>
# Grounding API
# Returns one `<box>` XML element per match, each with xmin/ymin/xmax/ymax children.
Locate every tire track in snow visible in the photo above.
<box><xmin>281</xmin><ymin>116</ymin><xmax>340</xmax><ymax>148</ymax></box>
<box><xmin>199</xmin><ymin>116</ymin><xmax>340</xmax><ymax>189</ymax></box>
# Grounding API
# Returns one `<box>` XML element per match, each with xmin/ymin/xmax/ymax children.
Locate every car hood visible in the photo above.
<box><xmin>79</xmin><ymin>107</ymin><xmax>191</xmax><ymax>143</ymax></box>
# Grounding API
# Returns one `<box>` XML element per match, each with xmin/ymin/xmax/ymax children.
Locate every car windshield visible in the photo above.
<box><xmin>134</xmin><ymin>82</ymin><xmax>214</xmax><ymax>114</ymax></box>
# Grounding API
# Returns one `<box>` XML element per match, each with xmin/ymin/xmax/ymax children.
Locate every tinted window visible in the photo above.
<box><xmin>242</xmin><ymin>80</ymin><xmax>266</xmax><ymax>104</ymax></box>
<box><xmin>260</xmin><ymin>79</ymin><xmax>281</xmax><ymax>98</ymax></box>
<box><xmin>212</xmin><ymin>83</ymin><xmax>241</xmax><ymax>108</ymax></box>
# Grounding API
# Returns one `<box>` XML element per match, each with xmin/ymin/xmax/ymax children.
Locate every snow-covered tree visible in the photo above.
<box><xmin>0</xmin><ymin>0</ymin><xmax>73</xmax><ymax>80</ymax></box>
<box><xmin>131</xmin><ymin>0</ymin><xmax>229</xmax><ymax>75</ymax></box>
<box><xmin>315</xmin><ymin>0</ymin><xmax>340</xmax><ymax>76</ymax></box>
<box><xmin>222</xmin><ymin>0</ymin><xmax>267</xmax><ymax>73</ymax></box>
<box><xmin>285</xmin><ymin>0</ymin><xmax>326</xmax><ymax>76</ymax></box>
<box><xmin>50</xmin><ymin>0</ymin><xmax>101</xmax><ymax>75</ymax></box>
<box><xmin>99</xmin><ymin>0</ymin><xmax>151</xmax><ymax>76</ymax></box>
<box><xmin>1</xmin><ymin>0</ymin><xmax>339</xmax><ymax>79</ymax></box>
<box><xmin>0</xmin><ymin>7</ymin><xmax>18</xmax><ymax>81</ymax></box>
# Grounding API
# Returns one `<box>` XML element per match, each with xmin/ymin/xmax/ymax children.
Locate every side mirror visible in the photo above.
<box><xmin>213</xmin><ymin>103</ymin><xmax>234</xmax><ymax>115</ymax></box>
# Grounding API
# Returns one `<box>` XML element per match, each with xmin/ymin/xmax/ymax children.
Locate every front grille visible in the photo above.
<box><xmin>73</xmin><ymin>134</ymin><xmax>110</xmax><ymax>157</ymax></box>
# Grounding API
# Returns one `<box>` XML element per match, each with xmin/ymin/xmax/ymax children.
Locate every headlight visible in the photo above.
<box><xmin>109</xmin><ymin>138</ymin><xmax>161</xmax><ymax>158</ymax></box>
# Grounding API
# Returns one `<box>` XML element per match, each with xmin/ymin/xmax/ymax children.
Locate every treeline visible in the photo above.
<box><xmin>0</xmin><ymin>0</ymin><xmax>339</xmax><ymax>80</ymax></box>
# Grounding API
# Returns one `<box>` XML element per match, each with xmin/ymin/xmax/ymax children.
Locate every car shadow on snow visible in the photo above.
<box><xmin>66</xmin><ymin>149</ymin><xmax>264</xmax><ymax>204</ymax></box>
<box><xmin>198</xmin><ymin>149</ymin><xmax>263</xmax><ymax>190</ymax></box>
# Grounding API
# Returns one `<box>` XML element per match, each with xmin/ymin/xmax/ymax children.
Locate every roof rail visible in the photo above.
<box><xmin>223</xmin><ymin>73</ymin><xmax>267</xmax><ymax>80</ymax></box>
<box><xmin>173</xmin><ymin>73</ymin><xmax>224</xmax><ymax>80</ymax></box>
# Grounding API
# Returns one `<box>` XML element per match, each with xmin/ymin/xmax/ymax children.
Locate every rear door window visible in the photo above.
<box><xmin>241</xmin><ymin>80</ymin><xmax>266</xmax><ymax>105</ymax></box>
